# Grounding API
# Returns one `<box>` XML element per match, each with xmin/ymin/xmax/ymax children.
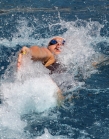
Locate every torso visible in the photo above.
<box><xmin>46</xmin><ymin>61</ymin><xmax>67</xmax><ymax>74</ymax></box>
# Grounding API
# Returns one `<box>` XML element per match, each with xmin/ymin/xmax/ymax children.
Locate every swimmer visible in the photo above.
<box><xmin>17</xmin><ymin>36</ymin><xmax>65</xmax><ymax>103</ymax></box>
<box><xmin>17</xmin><ymin>36</ymin><xmax>65</xmax><ymax>69</ymax></box>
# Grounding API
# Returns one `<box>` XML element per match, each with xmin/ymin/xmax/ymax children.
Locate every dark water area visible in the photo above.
<box><xmin>1</xmin><ymin>0</ymin><xmax>109</xmax><ymax>139</ymax></box>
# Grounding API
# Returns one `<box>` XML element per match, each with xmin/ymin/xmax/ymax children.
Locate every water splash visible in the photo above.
<box><xmin>0</xmin><ymin>16</ymin><xmax>109</xmax><ymax>138</ymax></box>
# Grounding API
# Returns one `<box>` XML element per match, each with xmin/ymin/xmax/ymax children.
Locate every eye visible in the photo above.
<box><xmin>49</xmin><ymin>40</ymin><xmax>57</xmax><ymax>45</ymax></box>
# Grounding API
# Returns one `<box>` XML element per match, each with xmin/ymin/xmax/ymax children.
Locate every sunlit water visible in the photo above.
<box><xmin>0</xmin><ymin>1</ymin><xmax>109</xmax><ymax>139</ymax></box>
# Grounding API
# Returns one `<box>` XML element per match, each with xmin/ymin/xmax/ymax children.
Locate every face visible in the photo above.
<box><xmin>48</xmin><ymin>37</ymin><xmax>65</xmax><ymax>55</ymax></box>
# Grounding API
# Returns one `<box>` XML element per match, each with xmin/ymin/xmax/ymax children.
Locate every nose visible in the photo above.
<box><xmin>56</xmin><ymin>43</ymin><xmax>62</xmax><ymax>51</ymax></box>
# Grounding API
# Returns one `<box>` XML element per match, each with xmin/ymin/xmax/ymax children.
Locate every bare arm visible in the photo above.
<box><xmin>44</xmin><ymin>54</ymin><xmax>55</xmax><ymax>67</ymax></box>
<box><xmin>17</xmin><ymin>46</ymin><xmax>56</xmax><ymax>69</ymax></box>
<box><xmin>57</xmin><ymin>89</ymin><xmax>64</xmax><ymax>106</ymax></box>
<box><xmin>17</xmin><ymin>52</ymin><xmax>22</xmax><ymax>69</ymax></box>
<box><xmin>30</xmin><ymin>46</ymin><xmax>56</xmax><ymax>67</ymax></box>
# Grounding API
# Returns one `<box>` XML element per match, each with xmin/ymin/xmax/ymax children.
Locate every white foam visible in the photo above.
<box><xmin>0</xmin><ymin>61</ymin><xmax>59</xmax><ymax>138</ymax></box>
<box><xmin>56</xmin><ymin>20</ymin><xmax>104</xmax><ymax>80</ymax></box>
<box><xmin>2</xmin><ymin>61</ymin><xmax>59</xmax><ymax>113</ymax></box>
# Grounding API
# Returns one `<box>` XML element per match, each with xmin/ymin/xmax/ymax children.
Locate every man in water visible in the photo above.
<box><xmin>17</xmin><ymin>36</ymin><xmax>65</xmax><ymax>70</ymax></box>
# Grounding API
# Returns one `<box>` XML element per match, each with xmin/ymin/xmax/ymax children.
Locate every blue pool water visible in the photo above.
<box><xmin>1</xmin><ymin>0</ymin><xmax>109</xmax><ymax>139</ymax></box>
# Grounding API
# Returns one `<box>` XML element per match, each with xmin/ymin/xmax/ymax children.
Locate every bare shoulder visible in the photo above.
<box><xmin>42</xmin><ymin>47</ymin><xmax>51</xmax><ymax>53</ymax></box>
<box><xmin>30</xmin><ymin>46</ymin><xmax>48</xmax><ymax>52</ymax></box>
<box><xmin>30</xmin><ymin>46</ymin><xmax>41</xmax><ymax>54</ymax></box>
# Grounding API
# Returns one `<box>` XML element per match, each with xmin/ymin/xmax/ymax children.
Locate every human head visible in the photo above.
<box><xmin>48</xmin><ymin>36</ymin><xmax>65</xmax><ymax>55</ymax></box>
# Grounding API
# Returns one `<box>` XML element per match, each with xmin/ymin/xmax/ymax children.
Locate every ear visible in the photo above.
<box><xmin>47</xmin><ymin>46</ymin><xmax>50</xmax><ymax>50</ymax></box>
